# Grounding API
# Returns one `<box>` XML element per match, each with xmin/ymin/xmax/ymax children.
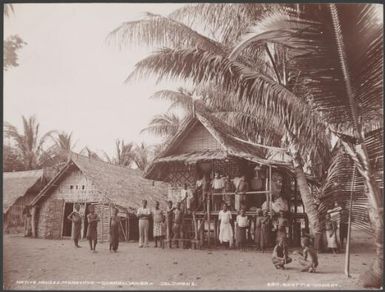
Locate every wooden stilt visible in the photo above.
<box><xmin>207</xmin><ymin>192</ymin><xmax>211</xmax><ymax>249</ymax></box>
<box><xmin>214</xmin><ymin>218</ymin><xmax>218</xmax><ymax>248</ymax></box>
<box><xmin>126</xmin><ymin>214</ymin><xmax>130</xmax><ymax>241</ymax></box>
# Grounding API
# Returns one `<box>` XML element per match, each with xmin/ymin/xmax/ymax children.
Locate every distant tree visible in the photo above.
<box><xmin>4</xmin><ymin>4</ymin><xmax>27</xmax><ymax>71</ymax></box>
<box><xmin>79</xmin><ymin>147</ymin><xmax>103</xmax><ymax>161</ymax></box>
<box><xmin>104</xmin><ymin>139</ymin><xmax>135</xmax><ymax>167</ymax></box>
<box><xmin>133</xmin><ymin>143</ymin><xmax>151</xmax><ymax>171</ymax></box>
<box><xmin>4</xmin><ymin>35</ymin><xmax>26</xmax><ymax>71</ymax></box>
<box><xmin>5</xmin><ymin>116</ymin><xmax>53</xmax><ymax>170</ymax></box>
<box><xmin>3</xmin><ymin>144</ymin><xmax>24</xmax><ymax>172</ymax></box>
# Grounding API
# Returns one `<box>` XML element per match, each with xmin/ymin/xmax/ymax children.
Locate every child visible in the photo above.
<box><xmin>254</xmin><ymin>208</ymin><xmax>263</xmax><ymax>251</ymax></box>
<box><xmin>86</xmin><ymin>205</ymin><xmax>100</xmax><ymax>252</ymax></box>
<box><xmin>152</xmin><ymin>201</ymin><xmax>163</xmax><ymax>248</ymax></box>
<box><xmin>325</xmin><ymin>213</ymin><xmax>338</xmax><ymax>254</ymax></box>
<box><xmin>218</xmin><ymin>203</ymin><xmax>233</xmax><ymax>248</ymax></box>
<box><xmin>297</xmin><ymin>237</ymin><xmax>318</xmax><ymax>272</ymax></box>
<box><xmin>67</xmin><ymin>203</ymin><xmax>82</xmax><ymax>248</ymax></box>
<box><xmin>109</xmin><ymin>208</ymin><xmax>120</xmax><ymax>252</ymax></box>
<box><xmin>236</xmin><ymin>207</ymin><xmax>248</xmax><ymax>251</ymax></box>
<box><xmin>272</xmin><ymin>238</ymin><xmax>292</xmax><ymax>269</ymax></box>
<box><xmin>276</xmin><ymin>210</ymin><xmax>288</xmax><ymax>243</ymax></box>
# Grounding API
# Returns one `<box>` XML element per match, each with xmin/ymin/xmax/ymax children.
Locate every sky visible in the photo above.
<box><xmin>4</xmin><ymin>4</ymin><xmax>383</xmax><ymax>157</ymax></box>
<box><xmin>4</xmin><ymin>3</ymin><xmax>187</xmax><ymax>157</ymax></box>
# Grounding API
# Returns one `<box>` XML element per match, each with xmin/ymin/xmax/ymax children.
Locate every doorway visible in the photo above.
<box><xmin>62</xmin><ymin>202</ymin><xmax>74</xmax><ymax>237</ymax></box>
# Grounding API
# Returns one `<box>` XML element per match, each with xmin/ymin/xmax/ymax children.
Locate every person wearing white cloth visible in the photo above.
<box><xmin>218</xmin><ymin>203</ymin><xmax>234</xmax><ymax>248</ymax></box>
<box><xmin>137</xmin><ymin>200</ymin><xmax>151</xmax><ymax>248</ymax></box>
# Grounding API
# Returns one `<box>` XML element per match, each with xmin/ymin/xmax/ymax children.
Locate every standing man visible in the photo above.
<box><xmin>172</xmin><ymin>202</ymin><xmax>184</xmax><ymax>248</ymax></box>
<box><xmin>137</xmin><ymin>200</ymin><xmax>151</xmax><ymax>248</ymax></box>
<box><xmin>22</xmin><ymin>205</ymin><xmax>32</xmax><ymax>237</ymax></box>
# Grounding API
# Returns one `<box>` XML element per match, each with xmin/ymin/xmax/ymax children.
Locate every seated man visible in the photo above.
<box><xmin>272</xmin><ymin>238</ymin><xmax>292</xmax><ymax>269</ymax></box>
<box><xmin>297</xmin><ymin>237</ymin><xmax>318</xmax><ymax>273</ymax></box>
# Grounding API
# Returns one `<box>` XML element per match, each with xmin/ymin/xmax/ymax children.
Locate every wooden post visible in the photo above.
<box><xmin>345</xmin><ymin>166</ymin><xmax>356</xmax><ymax>277</ymax></box>
<box><xmin>126</xmin><ymin>214</ymin><xmax>130</xmax><ymax>242</ymax></box>
<box><xmin>268</xmin><ymin>165</ymin><xmax>272</xmax><ymax>212</ymax></box>
<box><xmin>207</xmin><ymin>191</ymin><xmax>211</xmax><ymax>249</ymax></box>
<box><xmin>214</xmin><ymin>218</ymin><xmax>218</xmax><ymax>248</ymax></box>
<box><xmin>31</xmin><ymin>206</ymin><xmax>37</xmax><ymax>238</ymax></box>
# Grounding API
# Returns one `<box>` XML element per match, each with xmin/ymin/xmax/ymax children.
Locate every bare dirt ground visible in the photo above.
<box><xmin>3</xmin><ymin>229</ymin><xmax>378</xmax><ymax>290</ymax></box>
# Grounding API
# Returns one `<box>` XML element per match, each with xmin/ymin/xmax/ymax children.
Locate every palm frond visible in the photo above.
<box><xmin>150</xmin><ymin>89</ymin><xmax>194</xmax><ymax>113</ymax></box>
<box><xmin>170</xmin><ymin>3</ymin><xmax>284</xmax><ymax>45</ymax></box>
<box><xmin>106</xmin><ymin>12</ymin><xmax>225</xmax><ymax>54</ymax></box>
<box><xmin>141</xmin><ymin>113</ymin><xmax>182</xmax><ymax>138</ymax></box>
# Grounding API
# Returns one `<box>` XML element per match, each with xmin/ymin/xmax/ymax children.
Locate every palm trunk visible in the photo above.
<box><xmin>329</xmin><ymin>4</ymin><xmax>383</xmax><ymax>287</ymax></box>
<box><xmin>287</xmin><ymin>130</ymin><xmax>321</xmax><ymax>237</ymax></box>
<box><xmin>341</xmin><ymin>139</ymin><xmax>383</xmax><ymax>288</ymax></box>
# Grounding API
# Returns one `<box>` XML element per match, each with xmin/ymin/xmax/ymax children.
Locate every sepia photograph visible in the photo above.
<box><xmin>2</xmin><ymin>2</ymin><xmax>384</xmax><ymax>290</ymax></box>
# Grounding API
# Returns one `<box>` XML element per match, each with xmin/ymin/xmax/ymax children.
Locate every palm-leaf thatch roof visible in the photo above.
<box><xmin>3</xmin><ymin>169</ymin><xmax>45</xmax><ymax>213</ymax></box>
<box><xmin>31</xmin><ymin>153</ymin><xmax>169</xmax><ymax>212</ymax></box>
<box><xmin>144</xmin><ymin>101</ymin><xmax>292</xmax><ymax>181</ymax></box>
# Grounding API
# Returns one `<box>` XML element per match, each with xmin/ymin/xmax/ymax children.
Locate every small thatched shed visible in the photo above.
<box><xmin>3</xmin><ymin>169</ymin><xmax>52</xmax><ymax>233</ymax></box>
<box><xmin>30</xmin><ymin>153</ymin><xmax>168</xmax><ymax>242</ymax></box>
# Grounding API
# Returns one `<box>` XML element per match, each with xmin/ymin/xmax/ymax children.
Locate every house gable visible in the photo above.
<box><xmin>172</xmin><ymin>121</ymin><xmax>223</xmax><ymax>154</ymax></box>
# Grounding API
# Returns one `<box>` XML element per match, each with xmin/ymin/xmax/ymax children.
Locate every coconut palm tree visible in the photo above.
<box><xmin>5</xmin><ymin>116</ymin><xmax>54</xmax><ymax>170</ymax></box>
<box><xmin>110</xmin><ymin>4</ymin><xmax>383</xmax><ymax>286</ymax></box>
<box><xmin>109</xmin><ymin>4</ymin><xmax>332</xmax><ymax>241</ymax></box>
<box><xmin>227</xmin><ymin>4</ymin><xmax>382</xmax><ymax>285</ymax></box>
<box><xmin>104</xmin><ymin>139</ymin><xmax>135</xmax><ymax>167</ymax></box>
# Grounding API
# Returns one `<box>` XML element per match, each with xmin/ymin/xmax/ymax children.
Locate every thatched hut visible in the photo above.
<box><xmin>30</xmin><ymin>153</ymin><xmax>168</xmax><ymax>242</ymax></box>
<box><xmin>4</xmin><ymin>169</ymin><xmax>52</xmax><ymax>233</ymax></box>
<box><xmin>144</xmin><ymin>104</ymin><xmax>311</xmax><ymax>248</ymax></box>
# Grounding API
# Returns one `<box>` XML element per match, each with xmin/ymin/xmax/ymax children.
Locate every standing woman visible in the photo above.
<box><xmin>86</xmin><ymin>205</ymin><xmax>100</xmax><ymax>252</ymax></box>
<box><xmin>109</xmin><ymin>207</ymin><xmax>120</xmax><ymax>252</ymax></box>
<box><xmin>67</xmin><ymin>203</ymin><xmax>82</xmax><ymax>248</ymax></box>
<box><xmin>137</xmin><ymin>200</ymin><xmax>151</xmax><ymax>248</ymax></box>
<box><xmin>152</xmin><ymin>201</ymin><xmax>163</xmax><ymax>248</ymax></box>
<box><xmin>325</xmin><ymin>213</ymin><xmax>338</xmax><ymax>254</ymax></box>
<box><xmin>218</xmin><ymin>203</ymin><xmax>233</xmax><ymax>248</ymax></box>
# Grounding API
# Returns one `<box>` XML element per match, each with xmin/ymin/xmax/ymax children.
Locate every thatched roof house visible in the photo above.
<box><xmin>145</xmin><ymin>103</ymin><xmax>291</xmax><ymax>182</ymax></box>
<box><xmin>4</xmin><ymin>169</ymin><xmax>52</xmax><ymax>233</ymax></box>
<box><xmin>31</xmin><ymin>153</ymin><xmax>168</xmax><ymax>241</ymax></box>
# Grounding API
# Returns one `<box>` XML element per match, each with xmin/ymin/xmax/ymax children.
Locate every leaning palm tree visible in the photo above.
<box><xmin>5</xmin><ymin>116</ymin><xmax>53</xmax><ymax>170</ymax></box>
<box><xmin>112</xmin><ymin>4</ymin><xmax>383</xmax><ymax>286</ymax></box>
<box><xmin>108</xmin><ymin>4</ymin><xmax>332</xmax><ymax>243</ymax></box>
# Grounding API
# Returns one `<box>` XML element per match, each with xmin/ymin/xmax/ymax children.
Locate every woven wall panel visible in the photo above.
<box><xmin>174</xmin><ymin>123</ymin><xmax>222</xmax><ymax>154</ymax></box>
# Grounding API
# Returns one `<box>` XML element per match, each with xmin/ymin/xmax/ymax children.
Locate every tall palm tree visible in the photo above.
<box><xmin>5</xmin><ymin>116</ymin><xmax>53</xmax><ymax>170</ymax></box>
<box><xmin>109</xmin><ymin>4</ymin><xmax>332</xmax><ymax>240</ymax></box>
<box><xmin>104</xmin><ymin>139</ymin><xmax>135</xmax><ymax>167</ymax></box>
<box><xmin>109</xmin><ymin>5</ymin><xmax>382</xmax><ymax>285</ymax></box>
